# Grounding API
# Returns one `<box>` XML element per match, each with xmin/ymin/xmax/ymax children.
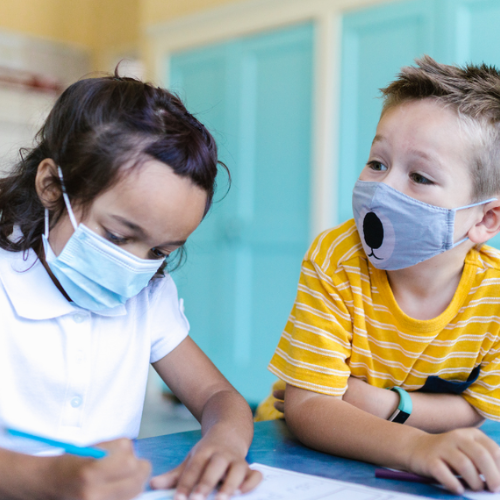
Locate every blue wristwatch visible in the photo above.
<box><xmin>388</xmin><ymin>387</ymin><xmax>413</xmax><ymax>424</ymax></box>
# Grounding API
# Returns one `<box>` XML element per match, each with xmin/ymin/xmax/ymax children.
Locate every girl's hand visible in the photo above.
<box><xmin>48</xmin><ymin>438</ymin><xmax>151</xmax><ymax>500</ymax></box>
<box><xmin>408</xmin><ymin>428</ymin><xmax>500</xmax><ymax>495</ymax></box>
<box><xmin>150</xmin><ymin>430</ymin><xmax>262</xmax><ymax>500</ymax></box>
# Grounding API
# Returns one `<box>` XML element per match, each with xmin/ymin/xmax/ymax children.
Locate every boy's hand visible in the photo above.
<box><xmin>40</xmin><ymin>439</ymin><xmax>151</xmax><ymax>500</ymax></box>
<box><xmin>273</xmin><ymin>388</ymin><xmax>286</xmax><ymax>414</ymax></box>
<box><xmin>150</xmin><ymin>430</ymin><xmax>262</xmax><ymax>500</ymax></box>
<box><xmin>408</xmin><ymin>428</ymin><xmax>500</xmax><ymax>495</ymax></box>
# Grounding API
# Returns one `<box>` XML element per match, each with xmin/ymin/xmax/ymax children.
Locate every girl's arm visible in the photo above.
<box><xmin>285</xmin><ymin>383</ymin><xmax>500</xmax><ymax>495</ymax></box>
<box><xmin>0</xmin><ymin>439</ymin><xmax>150</xmax><ymax>500</ymax></box>
<box><xmin>150</xmin><ymin>336</ymin><xmax>262</xmax><ymax>500</ymax></box>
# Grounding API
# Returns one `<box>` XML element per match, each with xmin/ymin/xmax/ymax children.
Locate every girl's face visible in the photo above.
<box><xmin>46</xmin><ymin>159</ymin><xmax>207</xmax><ymax>261</ymax></box>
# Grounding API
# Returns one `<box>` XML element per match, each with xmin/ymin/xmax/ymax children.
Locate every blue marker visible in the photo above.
<box><xmin>4</xmin><ymin>427</ymin><xmax>107</xmax><ymax>459</ymax></box>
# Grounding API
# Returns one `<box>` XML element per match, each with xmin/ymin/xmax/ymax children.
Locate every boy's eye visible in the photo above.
<box><xmin>367</xmin><ymin>161</ymin><xmax>387</xmax><ymax>172</ymax></box>
<box><xmin>410</xmin><ymin>172</ymin><xmax>433</xmax><ymax>185</ymax></box>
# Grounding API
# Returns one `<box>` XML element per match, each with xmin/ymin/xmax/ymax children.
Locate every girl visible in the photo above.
<box><xmin>0</xmin><ymin>74</ymin><xmax>262</xmax><ymax>500</ymax></box>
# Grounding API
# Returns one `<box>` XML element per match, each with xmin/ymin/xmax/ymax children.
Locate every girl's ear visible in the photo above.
<box><xmin>468</xmin><ymin>200</ymin><xmax>500</xmax><ymax>244</ymax></box>
<box><xmin>35</xmin><ymin>159</ymin><xmax>60</xmax><ymax>208</ymax></box>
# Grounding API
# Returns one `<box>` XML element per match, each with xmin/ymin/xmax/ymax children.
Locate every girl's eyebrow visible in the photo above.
<box><xmin>112</xmin><ymin>215</ymin><xmax>147</xmax><ymax>237</ymax></box>
<box><xmin>111</xmin><ymin>215</ymin><xmax>186</xmax><ymax>247</ymax></box>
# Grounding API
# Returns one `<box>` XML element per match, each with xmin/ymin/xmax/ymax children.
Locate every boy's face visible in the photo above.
<box><xmin>359</xmin><ymin>99</ymin><xmax>481</xmax><ymax>240</ymax></box>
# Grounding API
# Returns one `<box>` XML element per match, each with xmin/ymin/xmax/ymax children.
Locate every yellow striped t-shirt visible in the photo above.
<box><xmin>267</xmin><ymin>219</ymin><xmax>500</xmax><ymax>421</ymax></box>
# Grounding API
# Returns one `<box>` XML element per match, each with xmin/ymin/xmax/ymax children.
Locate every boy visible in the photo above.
<box><xmin>256</xmin><ymin>56</ymin><xmax>500</xmax><ymax>495</ymax></box>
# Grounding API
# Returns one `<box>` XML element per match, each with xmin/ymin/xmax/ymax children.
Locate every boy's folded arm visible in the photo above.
<box><xmin>406</xmin><ymin>392</ymin><xmax>484</xmax><ymax>431</ymax></box>
<box><xmin>343</xmin><ymin>377</ymin><xmax>485</xmax><ymax>433</ymax></box>
<box><xmin>284</xmin><ymin>383</ymin><xmax>424</xmax><ymax>470</ymax></box>
<box><xmin>284</xmin><ymin>383</ymin><xmax>500</xmax><ymax>495</ymax></box>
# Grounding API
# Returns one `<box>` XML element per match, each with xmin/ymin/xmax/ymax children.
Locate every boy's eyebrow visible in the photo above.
<box><xmin>407</xmin><ymin>148</ymin><xmax>442</xmax><ymax>165</ymax></box>
<box><xmin>372</xmin><ymin>135</ymin><xmax>444</xmax><ymax>168</ymax></box>
<box><xmin>111</xmin><ymin>215</ymin><xmax>187</xmax><ymax>247</ymax></box>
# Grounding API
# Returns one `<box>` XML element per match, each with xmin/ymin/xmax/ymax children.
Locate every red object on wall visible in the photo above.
<box><xmin>0</xmin><ymin>66</ymin><xmax>62</xmax><ymax>93</ymax></box>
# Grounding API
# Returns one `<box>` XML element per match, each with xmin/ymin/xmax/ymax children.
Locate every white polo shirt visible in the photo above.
<box><xmin>0</xmin><ymin>245</ymin><xmax>189</xmax><ymax>452</ymax></box>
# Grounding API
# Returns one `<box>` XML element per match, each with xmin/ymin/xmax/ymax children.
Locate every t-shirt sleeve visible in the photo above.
<box><xmin>268</xmin><ymin>247</ymin><xmax>354</xmax><ymax>397</ymax></box>
<box><xmin>463</xmin><ymin>340</ymin><xmax>500</xmax><ymax>421</ymax></box>
<box><xmin>147</xmin><ymin>275</ymin><xmax>190</xmax><ymax>363</ymax></box>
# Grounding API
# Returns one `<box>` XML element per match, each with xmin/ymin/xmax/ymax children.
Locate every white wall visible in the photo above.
<box><xmin>0</xmin><ymin>87</ymin><xmax>55</xmax><ymax>175</ymax></box>
<box><xmin>0</xmin><ymin>30</ymin><xmax>90</xmax><ymax>176</ymax></box>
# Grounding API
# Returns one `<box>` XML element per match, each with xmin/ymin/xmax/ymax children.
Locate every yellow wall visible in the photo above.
<box><xmin>142</xmin><ymin>0</ymin><xmax>246</xmax><ymax>28</ymax></box>
<box><xmin>0</xmin><ymin>0</ymin><xmax>244</xmax><ymax>71</ymax></box>
<box><xmin>92</xmin><ymin>0</ymin><xmax>141</xmax><ymax>70</ymax></box>
<box><xmin>0</xmin><ymin>0</ymin><xmax>94</xmax><ymax>47</ymax></box>
<box><xmin>0</xmin><ymin>0</ymin><xmax>140</xmax><ymax>70</ymax></box>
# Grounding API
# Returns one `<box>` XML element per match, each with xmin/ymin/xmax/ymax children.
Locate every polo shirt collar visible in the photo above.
<box><xmin>0</xmin><ymin>247</ymin><xmax>127</xmax><ymax>320</ymax></box>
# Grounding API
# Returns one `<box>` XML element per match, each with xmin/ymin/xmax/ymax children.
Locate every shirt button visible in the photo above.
<box><xmin>73</xmin><ymin>314</ymin><xmax>86</xmax><ymax>323</ymax></box>
<box><xmin>70</xmin><ymin>397</ymin><xmax>82</xmax><ymax>408</ymax></box>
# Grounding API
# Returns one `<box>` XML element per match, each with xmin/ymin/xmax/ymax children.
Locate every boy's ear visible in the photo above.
<box><xmin>35</xmin><ymin>159</ymin><xmax>60</xmax><ymax>208</ymax></box>
<box><xmin>468</xmin><ymin>200</ymin><xmax>500</xmax><ymax>244</ymax></box>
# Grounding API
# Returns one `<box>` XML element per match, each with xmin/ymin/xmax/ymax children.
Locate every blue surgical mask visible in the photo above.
<box><xmin>352</xmin><ymin>180</ymin><xmax>496</xmax><ymax>271</ymax></box>
<box><xmin>42</xmin><ymin>167</ymin><xmax>163</xmax><ymax>311</ymax></box>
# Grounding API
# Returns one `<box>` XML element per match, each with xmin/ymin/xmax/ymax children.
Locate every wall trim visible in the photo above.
<box><xmin>145</xmin><ymin>0</ymin><xmax>400</xmax><ymax>236</ymax></box>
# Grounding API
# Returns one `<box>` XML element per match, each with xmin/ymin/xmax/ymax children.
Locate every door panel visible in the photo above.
<box><xmin>338</xmin><ymin>0</ymin><xmax>437</xmax><ymax>224</ymax></box>
<box><xmin>170</xmin><ymin>23</ymin><xmax>313</xmax><ymax>404</ymax></box>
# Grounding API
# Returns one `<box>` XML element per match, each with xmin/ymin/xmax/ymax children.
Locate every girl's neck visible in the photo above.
<box><xmin>385</xmin><ymin>245</ymin><xmax>472</xmax><ymax>321</ymax></box>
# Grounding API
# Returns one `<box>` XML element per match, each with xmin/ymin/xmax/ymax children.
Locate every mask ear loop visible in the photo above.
<box><xmin>44</xmin><ymin>208</ymin><xmax>50</xmax><ymax>238</ymax></box>
<box><xmin>57</xmin><ymin>166</ymin><xmax>78</xmax><ymax>230</ymax></box>
<box><xmin>452</xmin><ymin>197</ymin><xmax>498</xmax><ymax>248</ymax></box>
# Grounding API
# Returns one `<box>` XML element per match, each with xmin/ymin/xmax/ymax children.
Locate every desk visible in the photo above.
<box><xmin>135</xmin><ymin>420</ymin><xmax>500</xmax><ymax>499</ymax></box>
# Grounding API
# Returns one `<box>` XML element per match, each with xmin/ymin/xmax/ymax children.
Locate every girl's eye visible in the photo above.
<box><xmin>410</xmin><ymin>172</ymin><xmax>433</xmax><ymax>185</ymax></box>
<box><xmin>150</xmin><ymin>247</ymin><xmax>168</xmax><ymax>259</ymax></box>
<box><xmin>367</xmin><ymin>161</ymin><xmax>387</xmax><ymax>172</ymax></box>
<box><xmin>105</xmin><ymin>230</ymin><xmax>128</xmax><ymax>245</ymax></box>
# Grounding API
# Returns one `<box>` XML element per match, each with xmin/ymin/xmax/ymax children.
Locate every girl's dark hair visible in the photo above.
<box><xmin>0</xmin><ymin>71</ymin><xmax>225</xmax><ymax>263</ymax></box>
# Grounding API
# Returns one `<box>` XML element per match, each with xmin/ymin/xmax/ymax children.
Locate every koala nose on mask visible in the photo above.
<box><xmin>363</xmin><ymin>212</ymin><xmax>384</xmax><ymax>259</ymax></box>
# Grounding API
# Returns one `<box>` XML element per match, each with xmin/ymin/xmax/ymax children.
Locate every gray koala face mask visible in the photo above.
<box><xmin>352</xmin><ymin>180</ymin><xmax>496</xmax><ymax>271</ymax></box>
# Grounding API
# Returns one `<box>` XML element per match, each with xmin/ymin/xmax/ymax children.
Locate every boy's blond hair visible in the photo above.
<box><xmin>381</xmin><ymin>55</ymin><xmax>500</xmax><ymax>201</ymax></box>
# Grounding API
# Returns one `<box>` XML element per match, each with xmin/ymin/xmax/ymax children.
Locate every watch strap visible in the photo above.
<box><xmin>388</xmin><ymin>386</ymin><xmax>412</xmax><ymax>424</ymax></box>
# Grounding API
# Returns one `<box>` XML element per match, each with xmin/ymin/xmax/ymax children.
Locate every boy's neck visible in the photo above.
<box><xmin>385</xmin><ymin>245</ymin><xmax>473</xmax><ymax>321</ymax></box>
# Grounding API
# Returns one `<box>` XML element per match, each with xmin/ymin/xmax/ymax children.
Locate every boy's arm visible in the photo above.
<box><xmin>273</xmin><ymin>377</ymin><xmax>484</xmax><ymax>432</ymax></box>
<box><xmin>285</xmin><ymin>383</ymin><xmax>500</xmax><ymax>495</ymax></box>
<box><xmin>343</xmin><ymin>377</ymin><xmax>484</xmax><ymax>432</ymax></box>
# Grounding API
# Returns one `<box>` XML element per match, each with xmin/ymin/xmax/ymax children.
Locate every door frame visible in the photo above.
<box><xmin>144</xmin><ymin>0</ymin><xmax>401</xmax><ymax>238</ymax></box>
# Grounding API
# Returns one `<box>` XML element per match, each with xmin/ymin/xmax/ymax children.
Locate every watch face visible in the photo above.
<box><xmin>391</xmin><ymin>411</ymin><xmax>410</xmax><ymax>424</ymax></box>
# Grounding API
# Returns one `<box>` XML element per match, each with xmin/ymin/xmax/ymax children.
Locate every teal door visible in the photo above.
<box><xmin>170</xmin><ymin>24</ymin><xmax>313</xmax><ymax>404</ymax></box>
<box><xmin>339</xmin><ymin>0</ymin><xmax>500</xmax><ymax>248</ymax></box>
<box><xmin>338</xmin><ymin>0</ymin><xmax>439</xmax><ymax>225</ymax></box>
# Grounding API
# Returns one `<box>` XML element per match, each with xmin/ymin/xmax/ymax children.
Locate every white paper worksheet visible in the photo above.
<box><xmin>462</xmin><ymin>491</ymin><xmax>500</xmax><ymax>499</ymax></box>
<box><xmin>136</xmin><ymin>463</ymin><xmax>427</xmax><ymax>500</ymax></box>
